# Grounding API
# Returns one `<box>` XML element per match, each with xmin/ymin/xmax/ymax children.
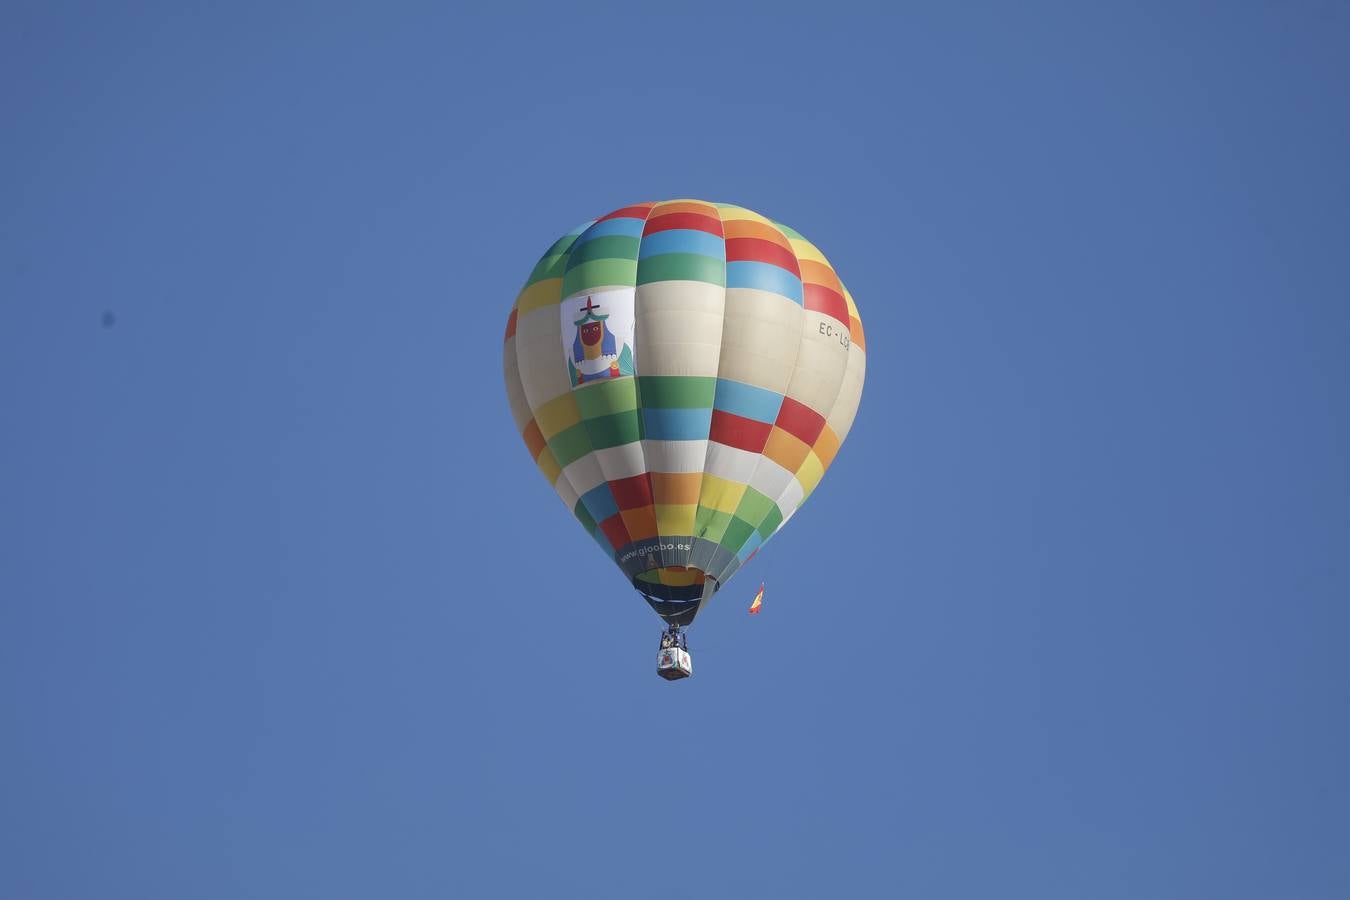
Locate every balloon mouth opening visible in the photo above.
<box><xmin>634</xmin><ymin>567</ymin><xmax>718</xmax><ymax>627</ymax></box>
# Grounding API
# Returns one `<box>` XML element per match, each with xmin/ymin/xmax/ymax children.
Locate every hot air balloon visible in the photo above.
<box><xmin>502</xmin><ymin>200</ymin><xmax>865</xmax><ymax>678</ymax></box>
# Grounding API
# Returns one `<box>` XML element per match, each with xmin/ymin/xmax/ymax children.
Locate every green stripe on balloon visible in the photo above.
<box><xmin>574</xmin><ymin>380</ymin><xmax>638</xmax><ymax>419</ymax></box>
<box><xmin>695</xmin><ymin>508</ymin><xmax>734</xmax><ymax>543</ymax></box>
<box><xmin>573</xmin><ymin>500</ymin><xmax>597</xmax><ymax>534</ymax></box>
<box><xmin>547</xmin><ymin>423</ymin><xmax>592</xmax><ymax>468</ymax></box>
<box><xmin>720</xmin><ymin>516</ymin><xmax>758</xmax><ymax>550</ymax></box>
<box><xmin>756</xmin><ymin>505</ymin><xmax>784</xmax><ymax>540</ymax></box>
<box><xmin>565</xmin><ymin>235</ymin><xmax>640</xmax><ymax>267</ymax></box>
<box><xmin>562</xmin><ymin>259</ymin><xmax>638</xmax><ymax>297</ymax></box>
<box><xmin>582</xmin><ymin>412</ymin><xmax>641</xmax><ymax>449</ymax></box>
<box><xmin>636</xmin><ymin>253</ymin><xmax>725</xmax><ymax>287</ymax></box>
<box><xmin>635</xmin><ymin>375</ymin><xmax>715</xmax><ymax>408</ymax></box>
<box><xmin>544</xmin><ymin>229</ymin><xmax>587</xmax><ymax>258</ymax></box>
<box><xmin>733</xmin><ymin>487</ymin><xmax>777</xmax><ymax>525</ymax></box>
<box><xmin>525</xmin><ymin>252</ymin><xmax>569</xmax><ymax>286</ymax></box>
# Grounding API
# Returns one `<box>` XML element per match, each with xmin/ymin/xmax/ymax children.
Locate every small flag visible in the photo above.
<box><xmin>748</xmin><ymin>583</ymin><xmax>764</xmax><ymax>614</ymax></box>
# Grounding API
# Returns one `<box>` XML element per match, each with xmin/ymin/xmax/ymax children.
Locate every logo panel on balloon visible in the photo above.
<box><xmin>560</xmin><ymin>288</ymin><xmax>636</xmax><ymax>389</ymax></box>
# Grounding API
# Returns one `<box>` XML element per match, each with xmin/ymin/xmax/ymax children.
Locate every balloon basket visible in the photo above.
<box><xmin>656</xmin><ymin>625</ymin><xmax>692</xmax><ymax>680</ymax></box>
<box><xmin>657</xmin><ymin>647</ymin><xmax>693</xmax><ymax>680</ymax></box>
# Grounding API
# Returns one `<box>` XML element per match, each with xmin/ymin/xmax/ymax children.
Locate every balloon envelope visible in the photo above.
<box><xmin>502</xmin><ymin>200</ymin><xmax>865</xmax><ymax>625</ymax></box>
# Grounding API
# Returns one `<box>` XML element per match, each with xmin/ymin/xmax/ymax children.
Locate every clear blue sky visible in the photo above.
<box><xmin>3</xmin><ymin>3</ymin><xmax>1348</xmax><ymax>898</ymax></box>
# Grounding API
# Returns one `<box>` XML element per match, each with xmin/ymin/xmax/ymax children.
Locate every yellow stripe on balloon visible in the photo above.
<box><xmin>660</xmin><ymin>567</ymin><xmax>703</xmax><ymax>587</ymax></box>
<box><xmin>534</xmin><ymin>392</ymin><xmax>581</xmax><ymax>440</ymax></box>
<box><xmin>536</xmin><ymin>447</ymin><xmax>562</xmax><ymax>485</ymax></box>
<box><xmin>788</xmin><ymin>238</ymin><xmax>830</xmax><ymax>267</ymax></box>
<box><xmin>654</xmin><ymin>503</ymin><xmax>697</xmax><ymax>535</ymax></box>
<box><xmin>716</xmin><ymin>205</ymin><xmax>774</xmax><ymax>226</ymax></box>
<box><xmin>796</xmin><ymin>450</ymin><xmax>825</xmax><ymax>499</ymax></box>
<box><xmin>517</xmin><ymin>278</ymin><xmax>563</xmax><ymax>316</ymax></box>
<box><xmin>697</xmin><ymin>474</ymin><xmax>748</xmax><ymax>515</ymax></box>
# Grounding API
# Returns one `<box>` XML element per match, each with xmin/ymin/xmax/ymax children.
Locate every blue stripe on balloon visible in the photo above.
<box><xmin>575</xmin><ymin>217</ymin><xmax>646</xmax><ymax>243</ymax></box>
<box><xmin>726</xmin><ymin>261</ymin><xmax>803</xmax><ymax>304</ymax></box>
<box><xmin>580</xmin><ymin>484</ymin><xmax>619</xmax><ymax>523</ymax></box>
<box><xmin>638</xmin><ymin>229</ymin><xmax>726</xmax><ymax>260</ymax></box>
<box><xmin>713</xmin><ymin>379</ymin><xmax>783</xmax><ymax>424</ymax></box>
<box><xmin>641</xmin><ymin>407</ymin><xmax>713</xmax><ymax>441</ymax></box>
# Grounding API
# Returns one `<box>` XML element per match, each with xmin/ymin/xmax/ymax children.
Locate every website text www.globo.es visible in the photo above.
<box><xmin>620</xmin><ymin>541</ymin><xmax>692</xmax><ymax>564</ymax></box>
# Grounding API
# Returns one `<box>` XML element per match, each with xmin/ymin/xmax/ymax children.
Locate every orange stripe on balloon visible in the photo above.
<box><xmin>651</xmin><ymin>472</ymin><xmax>703</xmax><ymax>506</ymax></box>
<box><xmin>522</xmin><ymin>419</ymin><xmax>547</xmax><ymax>459</ymax></box>
<box><xmin>813</xmin><ymin>425</ymin><xmax>841</xmax><ymax>470</ymax></box>
<box><xmin>763</xmin><ymin>426</ymin><xmax>811</xmax><ymax>473</ymax></box>
<box><xmin>721</xmin><ymin>218</ymin><xmax>795</xmax><ymax>249</ymax></box>
<box><xmin>850</xmin><ymin>316</ymin><xmax>866</xmax><ymax>351</ymax></box>
<box><xmin>798</xmin><ymin>259</ymin><xmax>843</xmax><ymax>293</ymax></box>
<box><xmin>620</xmin><ymin>506</ymin><xmax>660</xmax><ymax>541</ymax></box>
<box><xmin>648</xmin><ymin>200</ymin><xmax>721</xmax><ymax>217</ymax></box>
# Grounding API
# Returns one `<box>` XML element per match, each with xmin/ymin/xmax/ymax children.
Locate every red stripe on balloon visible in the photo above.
<box><xmin>773</xmin><ymin>396</ymin><xmax>827</xmax><ymax>447</ymax></box>
<box><xmin>608</xmin><ymin>473</ymin><xmax>654</xmax><ymax>511</ymax></box>
<box><xmin>598</xmin><ymin>513</ymin><xmax>632</xmax><ymax>550</ymax></box>
<box><xmin>724</xmin><ymin>238</ymin><xmax>801</xmax><ymax>276</ymax></box>
<box><xmin>709</xmin><ymin>410</ymin><xmax>773</xmax><ymax>453</ymax></box>
<box><xmin>804</xmin><ymin>283</ymin><xmax>850</xmax><ymax>325</ymax></box>
<box><xmin>643</xmin><ymin>212</ymin><xmax>724</xmax><ymax>237</ymax></box>
<box><xmin>597</xmin><ymin>204</ymin><xmax>656</xmax><ymax>222</ymax></box>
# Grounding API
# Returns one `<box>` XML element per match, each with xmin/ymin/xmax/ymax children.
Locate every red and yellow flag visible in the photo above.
<box><xmin>748</xmin><ymin>583</ymin><xmax>764</xmax><ymax>614</ymax></box>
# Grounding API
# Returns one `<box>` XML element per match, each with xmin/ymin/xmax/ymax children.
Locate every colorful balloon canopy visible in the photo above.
<box><xmin>502</xmin><ymin>200</ymin><xmax>865</xmax><ymax>626</ymax></box>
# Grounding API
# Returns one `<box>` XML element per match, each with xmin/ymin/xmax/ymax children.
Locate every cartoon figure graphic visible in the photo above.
<box><xmin>568</xmin><ymin>296</ymin><xmax>634</xmax><ymax>387</ymax></box>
